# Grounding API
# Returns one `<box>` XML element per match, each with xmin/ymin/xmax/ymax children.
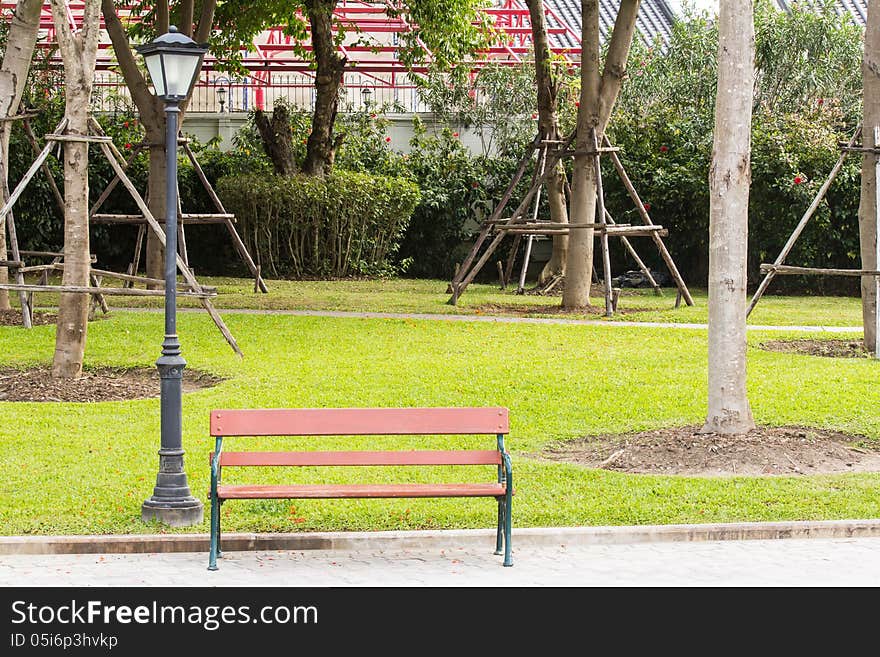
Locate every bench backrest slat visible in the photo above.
<box><xmin>210</xmin><ymin>407</ymin><xmax>509</xmax><ymax>437</ymax></box>
<box><xmin>216</xmin><ymin>450</ymin><xmax>502</xmax><ymax>467</ymax></box>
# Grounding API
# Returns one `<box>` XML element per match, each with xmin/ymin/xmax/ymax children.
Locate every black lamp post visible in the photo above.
<box><xmin>216</xmin><ymin>86</ymin><xmax>227</xmax><ymax>113</ymax></box>
<box><xmin>137</xmin><ymin>26</ymin><xmax>207</xmax><ymax>527</ymax></box>
<box><xmin>361</xmin><ymin>87</ymin><xmax>372</xmax><ymax>109</ymax></box>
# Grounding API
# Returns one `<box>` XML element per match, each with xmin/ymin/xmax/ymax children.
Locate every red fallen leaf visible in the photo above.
<box><xmin>293</xmin><ymin>517</ymin><xmax>306</xmax><ymax>523</ymax></box>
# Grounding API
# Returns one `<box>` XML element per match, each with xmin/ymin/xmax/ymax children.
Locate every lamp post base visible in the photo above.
<box><xmin>142</xmin><ymin>497</ymin><xmax>204</xmax><ymax>527</ymax></box>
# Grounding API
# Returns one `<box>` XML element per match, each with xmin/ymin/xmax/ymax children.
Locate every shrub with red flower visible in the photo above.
<box><xmin>385</xmin><ymin>136</ymin><xmax>392</xmax><ymax>142</ymax></box>
<box><xmin>794</xmin><ymin>175</ymin><xmax>804</xmax><ymax>185</ymax></box>
<box><xmin>452</xmin><ymin>132</ymin><xmax>459</xmax><ymax>138</ymax></box>
<box><xmin>659</xmin><ymin>145</ymin><xmax>668</xmax><ymax>153</ymax></box>
<box><xmin>124</xmin><ymin>143</ymin><xmax>132</xmax><ymax>150</ymax></box>
<box><xmin>643</xmin><ymin>202</ymin><xmax>651</xmax><ymax>211</ymax></box>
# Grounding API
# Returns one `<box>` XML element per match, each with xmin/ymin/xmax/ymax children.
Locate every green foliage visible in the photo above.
<box><xmin>606</xmin><ymin>2</ymin><xmax>864</xmax><ymax>288</ymax></box>
<box><xmin>217</xmin><ymin>171</ymin><xmax>420</xmax><ymax>278</ymax></box>
<box><xmin>395</xmin><ymin>120</ymin><xmax>526</xmax><ymax>278</ymax></box>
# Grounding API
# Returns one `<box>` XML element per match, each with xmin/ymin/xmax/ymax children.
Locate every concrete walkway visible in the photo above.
<box><xmin>137</xmin><ymin>307</ymin><xmax>864</xmax><ymax>333</ymax></box>
<box><xmin>3</xmin><ymin>521</ymin><xmax>879</xmax><ymax>587</ymax></box>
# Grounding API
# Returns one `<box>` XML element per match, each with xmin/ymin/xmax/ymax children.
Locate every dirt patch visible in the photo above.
<box><xmin>0</xmin><ymin>309</ymin><xmax>57</xmax><ymax>326</ymax></box>
<box><xmin>0</xmin><ymin>366</ymin><xmax>223</xmax><ymax>402</ymax></box>
<box><xmin>538</xmin><ymin>425</ymin><xmax>880</xmax><ymax>477</ymax></box>
<box><xmin>759</xmin><ymin>338</ymin><xmax>872</xmax><ymax>359</ymax></box>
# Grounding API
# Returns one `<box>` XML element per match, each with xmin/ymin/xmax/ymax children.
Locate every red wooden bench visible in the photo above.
<box><xmin>208</xmin><ymin>407</ymin><xmax>513</xmax><ymax>570</ymax></box>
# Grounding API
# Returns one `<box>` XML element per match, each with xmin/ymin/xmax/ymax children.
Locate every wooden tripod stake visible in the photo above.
<box><xmin>448</xmin><ymin>129</ymin><xmax>693</xmax><ymax>315</ymax></box>
<box><xmin>0</xmin><ymin>115</ymin><xmax>243</xmax><ymax>356</ymax></box>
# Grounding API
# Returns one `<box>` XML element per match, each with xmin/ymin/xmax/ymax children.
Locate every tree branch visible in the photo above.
<box><xmin>180</xmin><ymin>0</ymin><xmax>194</xmax><ymax>37</ymax></box>
<box><xmin>48</xmin><ymin>0</ymin><xmax>77</xmax><ymax>70</ymax></box>
<box><xmin>194</xmin><ymin>0</ymin><xmax>218</xmax><ymax>43</ymax></box>
<box><xmin>579</xmin><ymin>0</ymin><xmax>602</xmax><ymax>126</ymax></box>
<box><xmin>101</xmin><ymin>0</ymin><xmax>154</xmax><ymax>112</ymax></box>
<box><xmin>597</xmin><ymin>0</ymin><xmax>641</xmax><ymax>130</ymax></box>
<box><xmin>80</xmin><ymin>0</ymin><xmax>103</xmax><ymax>72</ymax></box>
<box><xmin>156</xmin><ymin>0</ymin><xmax>169</xmax><ymax>35</ymax></box>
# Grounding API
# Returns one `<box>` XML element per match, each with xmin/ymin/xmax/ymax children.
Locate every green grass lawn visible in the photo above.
<box><xmin>1</xmin><ymin>301</ymin><xmax>878</xmax><ymax>536</ymax></box>
<box><xmin>20</xmin><ymin>275</ymin><xmax>866</xmax><ymax>327</ymax></box>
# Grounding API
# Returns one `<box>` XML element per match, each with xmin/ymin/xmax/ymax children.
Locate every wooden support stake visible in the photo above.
<box><xmin>126</xmin><ymin>225</ymin><xmax>146</xmax><ymax>287</ymax></box>
<box><xmin>873</xmin><ymin>124</ymin><xmax>880</xmax><ymax>358</ymax></box>
<box><xmin>604</xmin><ymin>209</ymin><xmax>662</xmax><ymax>296</ymax></box>
<box><xmin>592</xmin><ymin>129</ymin><xmax>614</xmax><ymax>317</ymax></box>
<box><xmin>603</xmin><ymin>134</ymin><xmax>694</xmax><ymax>307</ymax></box>
<box><xmin>98</xmin><ymin>142</ymin><xmax>243</xmax><ymax>357</ymax></box>
<box><xmin>449</xmin><ymin>134</ymin><xmax>541</xmax><ymax>298</ymax></box>
<box><xmin>182</xmin><ymin>141</ymin><xmax>267</xmax><ymax>294</ymax></box>
<box><xmin>496</xmin><ymin>260</ymin><xmax>505</xmax><ymax>289</ymax></box>
<box><xmin>0</xmin><ymin>283</ymin><xmax>216</xmax><ymax>298</ymax></box>
<box><xmin>746</xmin><ymin>125</ymin><xmax>861</xmax><ymax>317</ymax></box>
<box><xmin>22</xmin><ymin>119</ymin><xmax>65</xmax><ymax>215</ymax></box>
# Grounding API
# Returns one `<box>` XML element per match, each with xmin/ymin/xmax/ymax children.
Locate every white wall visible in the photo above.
<box><xmin>181</xmin><ymin>112</ymin><xmax>488</xmax><ymax>155</ymax></box>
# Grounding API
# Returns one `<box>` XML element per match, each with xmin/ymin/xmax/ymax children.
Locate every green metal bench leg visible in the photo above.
<box><xmin>208</xmin><ymin>490</ymin><xmax>219</xmax><ymax>571</ymax></box>
<box><xmin>503</xmin><ymin>493</ymin><xmax>513</xmax><ymax>567</ymax></box>
<box><xmin>494</xmin><ymin>498</ymin><xmax>504</xmax><ymax>555</ymax></box>
<box><xmin>217</xmin><ymin>501</ymin><xmax>223</xmax><ymax>558</ymax></box>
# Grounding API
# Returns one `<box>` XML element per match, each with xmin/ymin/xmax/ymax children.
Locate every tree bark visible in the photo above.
<box><xmin>50</xmin><ymin>0</ymin><xmax>102</xmax><ymax>379</ymax></box>
<box><xmin>527</xmin><ymin>0</ymin><xmax>569</xmax><ymax>284</ymax></box>
<box><xmin>860</xmin><ymin>2</ymin><xmax>880</xmax><ymax>354</ymax></box>
<box><xmin>701</xmin><ymin>0</ymin><xmax>756</xmax><ymax>434</ymax></box>
<box><xmin>254</xmin><ymin>105</ymin><xmax>298</xmax><ymax>176</ymax></box>
<box><xmin>0</xmin><ymin>0</ymin><xmax>42</xmax><ymax>310</ymax></box>
<box><xmin>562</xmin><ymin>0</ymin><xmax>641</xmax><ymax>308</ymax></box>
<box><xmin>303</xmin><ymin>0</ymin><xmax>346</xmax><ymax>177</ymax></box>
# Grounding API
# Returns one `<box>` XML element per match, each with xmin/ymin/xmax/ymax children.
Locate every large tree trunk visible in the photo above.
<box><xmin>50</xmin><ymin>0</ymin><xmax>101</xmax><ymax>379</ymax></box>
<box><xmin>701</xmin><ymin>0</ymin><xmax>756</xmax><ymax>434</ymax></box>
<box><xmin>860</xmin><ymin>1</ymin><xmax>880</xmax><ymax>354</ymax></box>
<box><xmin>527</xmin><ymin>0</ymin><xmax>569</xmax><ymax>284</ymax></box>
<box><xmin>563</xmin><ymin>0</ymin><xmax>640</xmax><ymax>308</ymax></box>
<box><xmin>0</xmin><ymin>0</ymin><xmax>43</xmax><ymax>310</ymax></box>
<box><xmin>254</xmin><ymin>104</ymin><xmax>298</xmax><ymax>176</ymax></box>
<box><xmin>101</xmin><ymin>0</ymin><xmax>216</xmax><ymax>280</ymax></box>
<box><xmin>303</xmin><ymin>0</ymin><xmax>346</xmax><ymax>177</ymax></box>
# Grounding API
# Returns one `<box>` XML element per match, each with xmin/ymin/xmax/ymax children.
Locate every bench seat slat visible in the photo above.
<box><xmin>216</xmin><ymin>483</ymin><xmax>507</xmax><ymax>499</ymax></box>
<box><xmin>217</xmin><ymin>450</ymin><xmax>503</xmax><ymax>467</ymax></box>
<box><xmin>210</xmin><ymin>407</ymin><xmax>509</xmax><ymax>437</ymax></box>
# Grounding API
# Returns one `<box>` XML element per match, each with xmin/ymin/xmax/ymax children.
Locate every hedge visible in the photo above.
<box><xmin>217</xmin><ymin>171</ymin><xmax>420</xmax><ymax>279</ymax></box>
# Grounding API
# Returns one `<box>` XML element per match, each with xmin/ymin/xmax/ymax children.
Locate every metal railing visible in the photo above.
<box><xmin>92</xmin><ymin>72</ymin><xmax>431</xmax><ymax>114</ymax></box>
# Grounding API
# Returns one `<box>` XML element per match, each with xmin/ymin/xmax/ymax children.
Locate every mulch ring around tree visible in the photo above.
<box><xmin>537</xmin><ymin>425</ymin><xmax>880</xmax><ymax>477</ymax></box>
<box><xmin>0</xmin><ymin>309</ymin><xmax>57</xmax><ymax>326</ymax></box>
<box><xmin>758</xmin><ymin>338</ymin><xmax>872</xmax><ymax>358</ymax></box>
<box><xmin>0</xmin><ymin>366</ymin><xmax>223</xmax><ymax>402</ymax></box>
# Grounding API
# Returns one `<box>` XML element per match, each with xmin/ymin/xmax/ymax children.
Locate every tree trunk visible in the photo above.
<box><xmin>146</xmin><ymin>127</ymin><xmax>167</xmax><ymax>284</ymax></box>
<box><xmin>303</xmin><ymin>0</ymin><xmax>346</xmax><ymax>177</ymax></box>
<box><xmin>101</xmin><ymin>0</ymin><xmax>217</xmax><ymax>281</ymax></box>
<box><xmin>0</xmin><ymin>0</ymin><xmax>42</xmax><ymax>310</ymax></box>
<box><xmin>562</xmin><ymin>0</ymin><xmax>641</xmax><ymax>308</ymax></box>
<box><xmin>701</xmin><ymin>0</ymin><xmax>756</xmax><ymax>434</ymax></box>
<box><xmin>254</xmin><ymin>105</ymin><xmax>298</xmax><ymax>176</ymax></box>
<box><xmin>50</xmin><ymin>0</ymin><xmax>101</xmax><ymax>379</ymax></box>
<box><xmin>527</xmin><ymin>0</ymin><xmax>569</xmax><ymax>284</ymax></box>
<box><xmin>860</xmin><ymin>2</ymin><xmax>880</xmax><ymax>354</ymax></box>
